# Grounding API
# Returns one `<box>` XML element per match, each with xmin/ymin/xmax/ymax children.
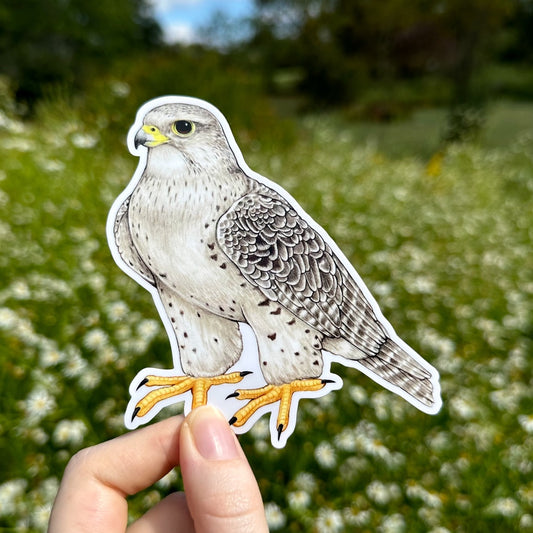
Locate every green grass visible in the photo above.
<box><xmin>0</xmin><ymin>83</ymin><xmax>532</xmax><ymax>532</ymax></box>
<box><xmin>315</xmin><ymin>99</ymin><xmax>533</xmax><ymax>160</ymax></box>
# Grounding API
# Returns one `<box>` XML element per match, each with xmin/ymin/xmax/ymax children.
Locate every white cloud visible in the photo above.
<box><xmin>163</xmin><ymin>22</ymin><xmax>199</xmax><ymax>44</ymax></box>
<box><xmin>149</xmin><ymin>0</ymin><xmax>202</xmax><ymax>14</ymax></box>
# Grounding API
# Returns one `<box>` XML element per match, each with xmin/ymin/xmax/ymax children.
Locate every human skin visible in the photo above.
<box><xmin>48</xmin><ymin>405</ymin><xmax>268</xmax><ymax>533</ymax></box>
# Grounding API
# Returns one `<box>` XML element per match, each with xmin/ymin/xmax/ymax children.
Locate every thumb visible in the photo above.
<box><xmin>179</xmin><ymin>405</ymin><xmax>267</xmax><ymax>533</ymax></box>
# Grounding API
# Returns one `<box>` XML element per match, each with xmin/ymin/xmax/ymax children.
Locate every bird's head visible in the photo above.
<box><xmin>134</xmin><ymin>102</ymin><xmax>233</xmax><ymax>165</ymax></box>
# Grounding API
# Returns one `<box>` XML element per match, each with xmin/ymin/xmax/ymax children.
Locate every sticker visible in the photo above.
<box><xmin>107</xmin><ymin>96</ymin><xmax>442</xmax><ymax>448</ymax></box>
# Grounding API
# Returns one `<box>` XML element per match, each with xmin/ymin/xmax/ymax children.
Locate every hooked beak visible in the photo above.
<box><xmin>134</xmin><ymin>125</ymin><xmax>169</xmax><ymax>148</ymax></box>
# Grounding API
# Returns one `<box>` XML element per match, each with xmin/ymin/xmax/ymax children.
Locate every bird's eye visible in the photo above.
<box><xmin>172</xmin><ymin>120</ymin><xmax>195</xmax><ymax>137</ymax></box>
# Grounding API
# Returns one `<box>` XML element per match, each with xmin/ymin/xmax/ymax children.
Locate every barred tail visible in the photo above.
<box><xmin>358</xmin><ymin>338</ymin><xmax>436</xmax><ymax>407</ymax></box>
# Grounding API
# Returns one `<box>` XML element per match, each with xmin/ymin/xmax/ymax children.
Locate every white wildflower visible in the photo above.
<box><xmin>0</xmin><ymin>189</ymin><xmax>8</xmax><ymax>208</ymax></box>
<box><xmin>110</xmin><ymin>81</ymin><xmax>130</xmax><ymax>98</ymax></box>
<box><xmin>366</xmin><ymin>480</ymin><xmax>401</xmax><ymax>506</ymax></box>
<box><xmin>341</xmin><ymin>456</ymin><xmax>370</xmax><ymax>479</ymax></box>
<box><xmin>490</xmin><ymin>382</ymin><xmax>528</xmax><ymax>413</ymax></box>
<box><xmin>40</xmin><ymin>158</ymin><xmax>65</xmax><ymax>173</ymax></box>
<box><xmin>334</xmin><ymin>427</ymin><xmax>357</xmax><ymax>451</ymax></box>
<box><xmin>250</xmin><ymin>417</ymin><xmax>270</xmax><ymax>440</ymax></box>
<box><xmin>142</xmin><ymin>490</ymin><xmax>160</xmax><ymax>508</ymax></box>
<box><xmin>40</xmin><ymin>346</ymin><xmax>64</xmax><ymax>367</ymax></box>
<box><xmin>0</xmin><ymin>479</ymin><xmax>27</xmax><ymax>516</ymax></box>
<box><xmin>287</xmin><ymin>490</ymin><xmax>310</xmax><ymax>510</ymax></box>
<box><xmin>426</xmin><ymin>431</ymin><xmax>452</xmax><ymax>453</ymax></box>
<box><xmin>294</xmin><ymin>472</ymin><xmax>317</xmax><ymax>492</ymax></box>
<box><xmin>95</xmin><ymin>399</ymin><xmax>116</xmax><ymax>421</ymax></box>
<box><xmin>69</xmin><ymin>227</ymin><xmax>90</xmax><ymax>241</ymax></box>
<box><xmin>349</xmin><ymin>385</ymin><xmax>368</xmax><ymax>404</ymax></box>
<box><xmin>30</xmin><ymin>368</ymin><xmax>57</xmax><ymax>390</ymax></box>
<box><xmin>0</xmin><ymin>307</ymin><xmax>18</xmax><ymax>329</ymax></box>
<box><xmin>518</xmin><ymin>414</ymin><xmax>533</xmax><ymax>434</ymax></box>
<box><xmin>371</xmin><ymin>391</ymin><xmax>390</xmax><ymax>420</ymax></box>
<box><xmin>520</xmin><ymin>514</ymin><xmax>533</xmax><ymax>529</ymax></box>
<box><xmin>39</xmin><ymin>477</ymin><xmax>59</xmax><ymax>502</ymax></box>
<box><xmin>77</xmin><ymin>367</ymin><xmax>101</xmax><ymax>390</ymax></box>
<box><xmin>254</xmin><ymin>440</ymin><xmax>269</xmax><ymax>453</ymax></box>
<box><xmin>406</xmin><ymin>482</ymin><xmax>442</xmax><ymax>508</ymax></box>
<box><xmin>4</xmin><ymin>137</ymin><xmax>34</xmax><ymax>152</ymax></box>
<box><xmin>53</xmin><ymin>419</ymin><xmax>88</xmax><ymax>447</ymax></box>
<box><xmin>264</xmin><ymin>502</ymin><xmax>286</xmax><ymax>530</ymax></box>
<box><xmin>14</xmin><ymin>318</ymin><xmax>40</xmax><ymax>346</ymax></box>
<box><xmin>106</xmin><ymin>301</ymin><xmax>129</xmax><ymax>322</ymax></box>
<box><xmin>344</xmin><ymin>508</ymin><xmax>372</xmax><ymax>526</ymax></box>
<box><xmin>315</xmin><ymin>508</ymin><xmax>344</xmax><ymax>532</ymax></box>
<box><xmin>518</xmin><ymin>486</ymin><xmax>533</xmax><ymax>507</ymax></box>
<box><xmin>485</xmin><ymin>497</ymin><xmax>521</xmax><ymax>518</ymax></box>
<box><xmin>62</xmin><ymin>352</ymin><xmax>88</xmax><ymax>378</ymax></box>
<box><xmin>10</xmin><ymin>280</ymin><xmax>30</xmax><ymax>299</ymax></box>
<box><xmin>87</xmin><ymin>273</ymin><xmax>106</xmax><ymax>291</ymax></box>
<box><xmin>317</xmin><ymin>391</ymin><xmax>334</xmax><ymax>407</ymax></box>
<box><xmin>449</xmin><ymin>394</ymin><xmax>477</xmax><ymax>420</ymax></box>
<box><xmin>24</xmin><ymin>387</ymin><xmax>56</xmax><ymax>423</ymax></box>
<box><xmin>418</xmin><ymin>507</ymin><xmax>442</xmax><ymax>527</ymax></box>
<box><xmin>29</xmin><ymin>427</ymin><xmax>48</xmax><ymax>445</ymax></box>
<box><xmin>121</xmin><ymin>338</ymin><xmax>149</xmax><ymax>355</ymax></box>
<box><xmin>113</xmin><ymin>325</ymin><xmax>131</xmax><ymax>342</ymax></box>
<box><xmin>137</xmin><ymin>319</ymin><xmax>160</xmax><ymax>339</ymax></box>
<box><xmin>30</xmin><ymin>503</ymin><xmax>52</xmax><ymax>530</ymax></box>
<box><xmin>71</xmin><ymin>132</ymin><xmax>98</xmax><ymax>149</ymax></box>
<box><xmin>96</xmin><ymin>345</ymin><xmax>118</xmax><ymax>366</ymax></box>
<box><xmin>314</xmin><ymin>441</ymin><xmax>337</xmax><ymax>469</ymax></box>
<box><xmin>83</xmin><ymin>328</ymin><xmax>109</xmax><ymax>351</ymax></box>
<box><xmin>156</xmin><ymin>469</ymin><xmax>178</xmax><ymax>489</ymax></box>
<box><xmin>379</xmin><ymin>513</ymin><xmax>406</xmax><ymax>533</ymax></box>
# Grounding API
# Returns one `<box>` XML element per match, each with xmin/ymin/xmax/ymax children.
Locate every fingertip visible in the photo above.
<box><xmin>179</xmin><ymin>407</ymin><xmax>268</xmax><ymax>532</ymax></box>
<box><xmin>185</xmin><ymin>405</ymin><xmax>240</xmax><ymax>461</ymax></box>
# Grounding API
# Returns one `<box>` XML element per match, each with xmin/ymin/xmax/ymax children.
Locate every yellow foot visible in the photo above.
<box><xmin>132</xmin><ymin>371</ymin><xmax>251</xmax><ymax>421</ymax></box>
<box><xmin>228</xmin><ymin>379</ymin><xmax>332</xmax><ymax>439</ymax></box>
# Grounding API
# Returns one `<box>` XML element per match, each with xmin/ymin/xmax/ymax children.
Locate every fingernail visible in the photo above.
<box><xmin>188</xmin><ymin>405</ymin><xmax>239</xmax><ymax>461</ymax></box>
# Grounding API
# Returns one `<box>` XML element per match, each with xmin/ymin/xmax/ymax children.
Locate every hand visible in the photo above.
<box><xmin>48</xmin><ymin>405</ymin><xmax>268</xmax><ymax>532</ymax></box>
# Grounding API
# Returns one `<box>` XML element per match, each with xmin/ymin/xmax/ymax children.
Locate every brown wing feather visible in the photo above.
<box><xmin>217</xmin><ymin>183</ymin><xmax>387</xmax><ymax>356</ymax></box>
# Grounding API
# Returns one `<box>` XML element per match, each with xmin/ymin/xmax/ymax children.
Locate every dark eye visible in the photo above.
<box><xmin>172</xmin><ymin>120</ymin><xmax>195</xmax><ymax>136</ymax></box>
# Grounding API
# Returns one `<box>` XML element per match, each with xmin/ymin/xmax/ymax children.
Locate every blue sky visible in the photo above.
<box><xmin>150</xmin><ymin>0</ymin><xmax>255</xmax><ymax>44</ymax></box>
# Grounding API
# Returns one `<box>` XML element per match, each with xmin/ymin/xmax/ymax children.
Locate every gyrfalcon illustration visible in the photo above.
<box><xmin>107</xmin><ymin>96</ymin><xmax>441</xmax><ymax>447</ymax></box>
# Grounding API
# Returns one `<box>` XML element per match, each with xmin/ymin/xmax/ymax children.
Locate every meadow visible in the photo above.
<box><xmin>0</xmin><ymin>78</ymin><xmax>532</xmax><ymax>532</ymax></box>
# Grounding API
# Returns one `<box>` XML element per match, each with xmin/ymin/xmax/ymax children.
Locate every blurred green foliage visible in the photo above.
<box><xmin>0</xmin><ymin>73</ymin><xmax>532</xmax><ymax>531</ymax></box>
<box><xmin>0</xmin><ymin>1</ymin><xmax>533</xmax><ymax>530</ymax></box>
<box><xmin>0</xmin><ymin>0</ymin><xmax>160</xmax><ymax>103</ymax></box>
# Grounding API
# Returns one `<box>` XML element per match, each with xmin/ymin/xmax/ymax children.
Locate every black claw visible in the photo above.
<box><xmin>277</xmin><ymin>424</ymin><xmax>284</xmax><ymax>440</ymax></box>
<box><xmin>229</xmin><ymin>416</ymin><xmax>237</xmax><ymax>426</ymax></box>
<box><xmin>131</xmin><ymin>406</ymin><xmax>140</xmax><ymax>422</ymax></box>
<box><xmin>239</xmin><ymin>371</ymin><xmax>253</xmax><ymax>377</ymax></box>
<box><xmin>136</xmin><ymin>377</ymin><xmax>149</xmax><ymax>390</ymax></box>
<box><xmin>226</xmin><ymin>392</ymin><xmax>240</xmax><ymax>399</ymax></box>
<box><xmin>321</xmin><ymin>379</ymin><xmax>335</xmax><ymax>385</ymax></box>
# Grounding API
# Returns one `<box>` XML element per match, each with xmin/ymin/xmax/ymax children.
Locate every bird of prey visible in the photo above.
<box><xmin>108</xmin><ymin>96</ymin><xmax>441</xmax><ymax>446</ymax></box>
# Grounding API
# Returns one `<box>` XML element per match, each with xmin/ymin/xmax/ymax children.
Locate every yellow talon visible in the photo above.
<box><xmin>229</xmin><ymin>379</ymin><xmax>327</xmax><ymax>438</ymax></box>
<box><xmin>132</xmin><ymin>371</ymin><xmax>250</xmax><ymax>421</ymax></box>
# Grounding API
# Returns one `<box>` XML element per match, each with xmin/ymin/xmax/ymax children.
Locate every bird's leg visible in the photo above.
<box><xmin>132</xmin><ymin>371</ymin><xmax>250</xmax><ymax>420</ymax></box>
<box><xmin>228</xmin><ymin>379</ymin><xmax>329</xmax><ymax>438</ymax></box>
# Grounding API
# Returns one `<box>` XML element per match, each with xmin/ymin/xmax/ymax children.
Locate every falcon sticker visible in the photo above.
<box><xmin>107</xmin><ymin>96</ymin><xmax>442</xmax><ymax>448</ymax></box>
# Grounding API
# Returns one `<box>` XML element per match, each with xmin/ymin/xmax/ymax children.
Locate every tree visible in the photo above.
<box><xmin>0</xmin><ymin>0</ymin><xmax>161</xmax><ymax>104</ymax></box>
<box><xmin>249</xmin><ymin>0</ymin><xmax>517</xmax><ymax>119</ymax></box>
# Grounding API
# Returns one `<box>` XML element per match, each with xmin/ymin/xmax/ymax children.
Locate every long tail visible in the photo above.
<box><xmin>358</xmin><ymin>338</ymin><xmax>436</xmax><ymax>408</ymax></box>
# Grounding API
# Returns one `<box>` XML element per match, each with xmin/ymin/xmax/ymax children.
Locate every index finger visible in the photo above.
<box><xmin>48</xmin><ymin>415</ymin><xmax>184</xmax><ymax>533</ymax></box>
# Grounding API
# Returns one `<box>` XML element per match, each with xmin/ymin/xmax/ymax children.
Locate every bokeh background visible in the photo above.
<box><xmin>0</xmin><ymin>1</ymin><xmax>532</xmax><ymax>531</ymax></box>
